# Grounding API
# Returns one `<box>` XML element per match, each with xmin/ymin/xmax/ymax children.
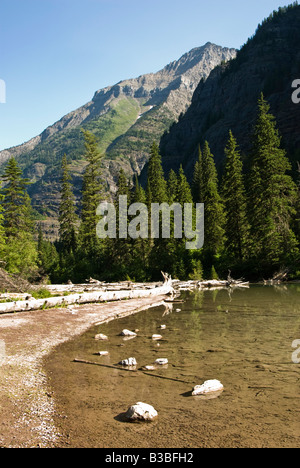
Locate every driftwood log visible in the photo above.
<box><xmin>0</xmin><ymin>272</ymin><xmax>174</xmax><ymax>315</ymax></box>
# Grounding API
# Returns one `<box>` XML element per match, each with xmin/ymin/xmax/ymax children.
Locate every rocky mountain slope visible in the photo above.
<box><xmin>159</xmin><ymin>4</ymin><xmax>300</xmax><ymax>180</ymax></box>
<box><xmin>0</xmin><ymin>42</ymin><xmax>236</xmax><ymax>237</ymax></box>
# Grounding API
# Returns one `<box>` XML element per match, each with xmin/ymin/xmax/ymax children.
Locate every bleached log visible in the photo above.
<box><xmin>0</xmin><ymin>273</ymin><xmax>174</xmax><ymax>314</ymax></box>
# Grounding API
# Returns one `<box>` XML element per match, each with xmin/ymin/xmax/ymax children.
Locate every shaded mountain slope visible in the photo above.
<box><xmin>160</xmin><ymin>4</ymin><xmax>300</xmax><ymax>180</ymax></box>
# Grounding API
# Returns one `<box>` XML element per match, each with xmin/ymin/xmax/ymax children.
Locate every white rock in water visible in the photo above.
<box><xmin>95</xmin><ymin>333</ymin><xmax>108</xmax><ymax>341</ymax></box>
<box><xmin>159</xmin><ymin>325</ymin><xmax>166</xmax><ymax>329</ymax></box>
<box><xmin>125</xmin><ymin>402</ymin><xmax>158</xmax><ymax>422</ymax></box>
<box><xmin>98</xmin><ymin>351</ymin><xmax>109</xmax><ymax>356</ymax></box>
<box><xmin>121</xmin><ymin>329</ymin><xmax>137</xmax><ymax>337</ymax></box>
<box><xmin>176</xmin><ymin>308</ymin><xmax>181</xmax><ymax>312</ymax></box>
<box><xmin>192</xmin><ymin>380</ymin><xmax>224</xmax><ymax>395</ymax></box>
<box><xmin>155</xmin><ymin>358</ymin><xmax>168</xmax><ymax>365</ymax></box>
<box><xmin>152</xmin><ymin>334</ymin><xmax>162</xmax><ymax>340</ymax></box>
<box><xmin>143</xmin><ymin>365</ymin><xmax>156</xmax><ymax>371</ymax></box>
<box><xmin>119</xmin><ymin>357</ymin><xmax>137</xmax><ymax>366</ymax></box>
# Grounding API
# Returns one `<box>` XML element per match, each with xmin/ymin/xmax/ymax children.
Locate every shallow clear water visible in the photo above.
<box><xmin>45</xmin><ymin>284</ymin><xmax>300</xmax><ymax>448</ymax></box>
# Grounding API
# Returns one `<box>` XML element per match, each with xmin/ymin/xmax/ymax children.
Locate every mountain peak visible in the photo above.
<box><xmin>160</xmin><ymin>4</ymin><xmax>300</xmax><ymax>178</ymax></box>
<box><xmin>0</xmin><ymin>43</ymin><xmax>236</xmax><ymax>238</ymax></box>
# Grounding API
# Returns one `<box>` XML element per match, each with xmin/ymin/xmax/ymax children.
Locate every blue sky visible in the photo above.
<box><xmin>0</xmin><ymin>0</ymin><xmax>289</xmax><ymax>150</ymax></box>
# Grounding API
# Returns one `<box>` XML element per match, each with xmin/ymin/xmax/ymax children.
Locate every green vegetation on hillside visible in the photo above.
<box><xmin>0</xmin><ymin>94</ymin><xmax>298</xmax><ymax>285</ymax></box>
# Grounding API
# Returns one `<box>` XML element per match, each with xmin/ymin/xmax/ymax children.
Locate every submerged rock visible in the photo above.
<box><xmin>192</xmin><ymin>380</ymin><xmax>224</xmax><ymax>395</ymax></box>
<box><xmin>142</xmin><ymin>365</ymin><xmax>156</xmax><ymax>371</ymax></box>
<box><xmin>120</xmin><ymin>329</ymin><xmax>137</xmax><ymax>337</ymax></box>
<box><xmin>155</xmin><ymin>358</ymin><xmax>168</xmax><ymax>365</ymax></box>
<box><xmin>125</xmin><ymin>402</ymin><xmax>158</xmax><ymax>422</ymax></box>
<box><xmin>152</xmin><ymin>334</ymin><xmax>163</xmax><ymax>340</ymax></box>
<box><xmin>95</xmin><ymin>333</ymin><xmax>108</xmax><ymax>341</ymax></box>
<box><xmin>119</xmin><ymin>357</ymin><xmax>137</xmax><ymax>367</ymax></box>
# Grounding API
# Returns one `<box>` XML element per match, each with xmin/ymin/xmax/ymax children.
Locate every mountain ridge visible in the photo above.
<box><xmin>160</xmin><ymin>4</ymin><xmax>300</xmax><ymax>180</ymax></box>
<box><xmin>0</xmin><ymin>42</ymin><xmax>236</xmax><ymax>238</ymax></box>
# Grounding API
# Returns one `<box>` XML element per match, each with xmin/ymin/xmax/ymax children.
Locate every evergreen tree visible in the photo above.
<box><xmin>192</xmin><ymin>146</ymin><xmax>204</xmax><ymax>203</ymax></box>
<box><xmin>1</xmin><ymin>158</ymin><xmax>38</xmax><ymax>279</ymax></box>
<box><xmin>146</xmin><ymin>142</ymin><xmax>168</xmax><ymax>206</ymax></box>
<box><xmin>128</xmin><ymin>175</ymin><xmax>149</xmax><ymax>280</ymax></box>
<box><xmin>80</xmin><ymin>130</ymin><xmax>103</xmax><ymax>254</ymax></box>
<box><xmin>248</xmin><ymin>94</ymin><xmax>298</xmax><ymax>265</ymax></box>
<box><xmin>294</xmin><ymin>162</ymin><xmax>300</xmax><ymax>242</ymax></box>
<box><xmin>59</xmin><ymin>154</ymin><xmax>78</xmax><ymax>253</ymax></box>
<box><xmin>167</xmin><ymin>169</ymin><xmax>178</xmax><ymax>203</ymax></box>
<box><xmin>222</xmin><ymin>131</ymin><xmax>250</xmax><ymax>260</ymax></box>
<box><xmin>201</xmin><ymin>141</ymin><xmax>226</xmax><ymax>257</ymax></box>
<box><xmin>2</xmin><ymin>158</ymin><xmax>31</xmax><ymax>237</ymax></box>
<box><xmin>174</xmin><ymin>165</ymin><xmax>194</xmax><ymax>279</ymax></box>
<box><xmin>0</xmin><ymin>189</ymin><xmax>6</xmax><ymax>261</ymax></box>
<box><xmin>146</xmin><ymin>142</ymin><xmax>174</xmax><ymax>279</ymax></box>
<box><xmin>132</xmin><ymin>174</ymin><xmax>146</xmax><ymax>205</ymax></box>
<box><xmin>116</xmin><ymin>168</ymin><xmax>131</xmax><ymax>208</ymax></box>
<box><xmin>176</xmin><ymin>165</ymin><xmax>193</xmax><ymax>204</ymax></box>
<box><xmin>108</xmin><ymin>168</ymin><xmax>132</xmax><ymax>279</ymax></box>
<box><xmin>37</xmin><ymin>224</ymin><xmax>59</xmax><ymax>278</ymax></box>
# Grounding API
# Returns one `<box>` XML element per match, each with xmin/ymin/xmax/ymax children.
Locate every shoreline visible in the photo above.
<box><xmin>0</xmin><ymin>295</ymin><xmax>169</xmax><ymax>448</ymax></box>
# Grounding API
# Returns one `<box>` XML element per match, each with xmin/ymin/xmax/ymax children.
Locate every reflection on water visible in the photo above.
<box><xmin>45</xmin><ymin>285</ymin><xmax>300</xmax><ymax>448</ymax></box>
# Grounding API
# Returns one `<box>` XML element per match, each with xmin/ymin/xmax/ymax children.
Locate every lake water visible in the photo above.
<box><xmin>44</xmin><ymin>284</ymin><xmax>300</xmax><ymax>448</ymax></box>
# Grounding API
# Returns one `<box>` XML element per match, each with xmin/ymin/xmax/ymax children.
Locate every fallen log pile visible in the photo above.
<box><xmin>0</xmin><ymin>271</ymin><xmax>250</xmax><ymax>315</ymax></box>
<box><xmin>173</xmin><ymin>278</ymin><xmax>249</xmax><ymax>292</ymax></box>
<box><xmin>0</xmin><ymin>272</ymin><xmax>174</xmax><ymax>315</ymax></box>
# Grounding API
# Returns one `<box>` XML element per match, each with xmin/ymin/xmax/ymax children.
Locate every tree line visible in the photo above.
<box><xmin>0</xmin><ymin>94</ymin><xmax>299</xmax><ymax>284</ymax></box>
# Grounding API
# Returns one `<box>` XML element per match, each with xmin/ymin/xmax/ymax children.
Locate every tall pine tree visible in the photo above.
<box><xmin>2</xmin><ymin>158</ymin><xmax>31</xmax><ymax>237</ymax></box>
<box><xmin>1</xmin><ymin>158</ymin><xmax>38</xmax><ymax>279</ymax></box>
<box><xmin>248</xmin><ymin>94</ymin><xmax>298</xmax><ymax>266</ymax></box>
<box><xmin>192</xmin><ymin>146</ymin><xmax>204</xmax><ymax>203</ymax></box>
<box><xmin>0</xmin><ymin>188</ymin><xmax>5</xmax><ymax>261</ymax></box>
<box><xmin>167</xmin><ymin>169</ymin><xmax>178</xmax><ymax>203</ymax></box>
<box><xmin>109</xmin><ymin>168</ymin><xmax>132</xmax><ymax>279</ymax></box>
<box><xmin>129</xmin><ymin>175</ymin><xmax>149</xmax><ymax>280</ymax></box>
<box><xmin>80</xmin><ymin>130</ymin><xmax>103</xmax><ymax>254</ymax></box>
<box><xmin>59</xmin><ymin>154</ymin><xmax>78</xmax><ymax>253</ymax></box>
<box><xmin>201</xmin><ymin>141</ymin><xmax>226</xmax><ymax>257</ymax></box>
<box><xmin>222</xmin><ymin>131</ymin><xmax>250</xmax><ymax>260</ymax></box>
<box><xmin>146</xmin><ymin>142</ymin><xmax>171</xmax><ymax>279</ymax></box>
<box><xmin>146</xmin><ymin>142</ymin><xmax>168</xmax><ymax>207</ymax></box>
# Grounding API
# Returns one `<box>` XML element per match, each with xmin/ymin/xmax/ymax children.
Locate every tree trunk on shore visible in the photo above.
<box><xmin>0</xmin><ymin>273</ymin><xmax>174</xmax><ymax>314</ymax></box>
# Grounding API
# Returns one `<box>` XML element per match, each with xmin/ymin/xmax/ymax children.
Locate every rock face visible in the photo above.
<box><xmin>0</xmin><ymin>43</ymin><xmax>236</xmax><ymax>234</ymax></box>
<box><xmin>125</xmin><ymin>402</ymin><xmax>158</xmax><ymax>422</ymax></box>
<box><xmin>160</xmin><ymin>5</ymin><xmax>300</xmax><ymax>179</ymax></box>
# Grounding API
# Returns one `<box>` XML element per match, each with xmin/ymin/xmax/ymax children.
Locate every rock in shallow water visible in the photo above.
<box><xmin>152</xmin><ymin>334</ymin><xmax>163</xmax><ymax>340</ymax></box>
<box><xmin>120</xmin><ymin>329</ymin><xmax>137</xmax><ymax>337</ymax></box>
<box><xmin>192</xmin><ymin>379</ymin><xmax>224</xmax><ymax>395</ymax></box>
<box><xmin>155</xmin><ymin>358</ymin><xmax>168</xmax><ymax>365</ymax></box>
<box><xmin>125</xmin><ymin>402</ymin><xmax>158</xmax><ymax>422</ymax></box>
<box><xmin>119</xmin><ymin>357</ymin><xmax>137</xmax><ymax>366</ymax></box>
<box><xmin>95</xmin><ymin>333</ymin><xmax>108</xmax><ymax>341</ymax></box>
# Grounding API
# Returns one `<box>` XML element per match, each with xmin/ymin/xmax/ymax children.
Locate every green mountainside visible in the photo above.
<box><xmin>0</xmin><ymin>43</ymin><xmax>236</xmax><ymax>238</ymax></box>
